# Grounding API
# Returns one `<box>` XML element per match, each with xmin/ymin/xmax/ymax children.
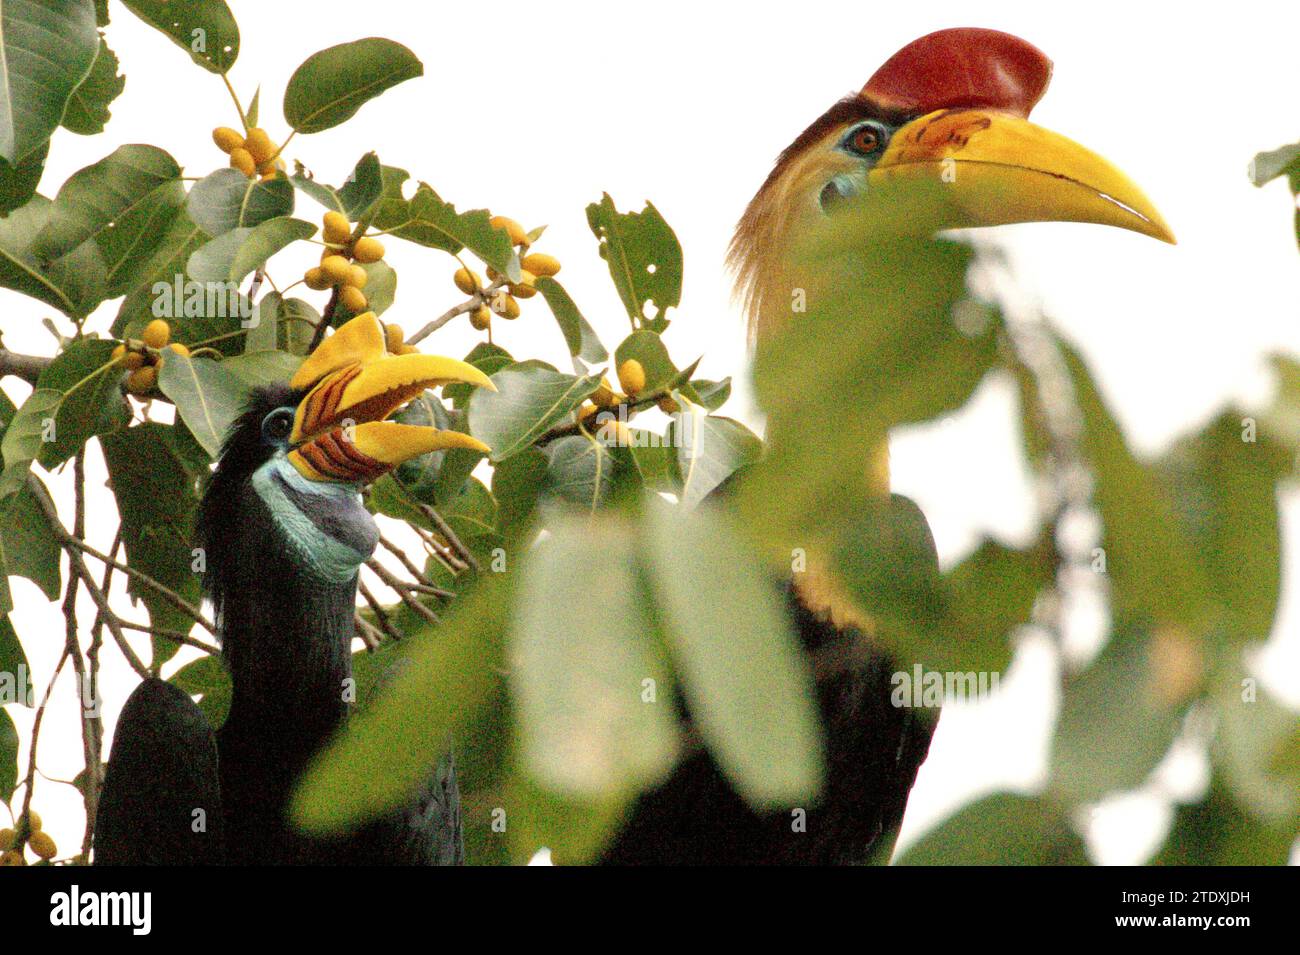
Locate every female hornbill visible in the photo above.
<box><xmin>602</xmin><ymin>28</ymin><xmax>1173</xmax><ymax>864</ymax></box>
<box><xmin>95</xmin><ymin>313</ymin><xmax>494</xmax><ymax>865</ymax></box>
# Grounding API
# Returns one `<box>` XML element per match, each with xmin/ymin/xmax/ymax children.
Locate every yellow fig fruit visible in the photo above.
<box><xmin>229</xmin><ymin>147</ymin><xmax>256</xmax><ymax>177</ymax></box>
<box><xmin>592</xmin><ymin>377</ymin><xmax>620</xmax><ymax>409</ymax></box>
<box><xmin>320</xmin><ymin>255</ymin><xmax>352</xmax><ymax>286</ymax></box>
<box><xmin>521</xmin><ymin>252</ymin><xmax>561</xmax><ymax>277</ymax></box>
<box><xmin>0</xmin><ymin>850</ymin><xmax>23</xmax><ymax>866</ymax></box>
<box><xmin>166</xmin><ymin>343</ymin><xmax>191</xmax><ymax>358</ymax></box>
<box><xmin>28</xmin><ymin>830</ymin><xmax>56</xmax><ymax>860</ymax></box>
<box><xmin>508</xmin><ymin>270</ymin><xmax>537</xmax><ymax>299</ymax></box>
<box><xmin>657</xmin><ymin>395</ymin><xmax>681</xmax><ymax>414</ymax></box>
<box><xmin>489</xmin><ymin>215</ymin><xmax>527</xmax><ymax>246</ymax></box>
<box><xmin>470</xmin><ymin>305</ymin><xmax>492</xmax><ymax>331</ymax></box>
<box><xmin>212</xmin><ymin>126</ymin><xmax>245</xmax><ymax>153</ymax></box>
<box><xmin>142</xmin><ymin>319</ymin><xmax>170</xmax><ymax>349</ymax></box>
<box><xmin>577</xmin><ymin>402</ymin><xmax>598</xmax><ymax>423</ymax></box>
<box><xmin>346</xmin><ymin>265</ymin><xmax>368</xmax><ymax>289</ymax></box>
<box><xmin>110</xmin><ymin>344</ymin><xmax>127</xmax><ymax>364</ymax></box>
<box><xmin>0</xmin><ymin>828</ymin><xmax>14</xmax><ymax>851</ymax></box>
<box><xmin>352</xmin><ymin>236</ymin><xmax>384</xmax><ymax>263</ymax></box>
<box><xmin>453</xmin><ymin>267</ymin><xmax>482</xmax><ymax>295</ymax></box>
<box><xmin>384</xmin><ymin>323</ymin><xmax>405</xmax><ymax>353</ymax></box>
<box><xmin>243</xmin><ymin>127</ymin><xmax>276</xmax><ymax>165</ymax></box>
<box><xmin>617</xmin><ymin>358</ymin><xmax>646</xmax><ymax>396</ymax></box>
<box><xmin>26</xmin><ymin>810</ymin><xmax>40</xmax><ymax>832</ymax></box>
<box><xmin>491</xmin><ymin>293</ymin><xmax>521</xmax><ymax>320</ymax></box>
<box><xmin>339</xmin><ymin>285</ymin><xmax>368</xmax><ymax>312</ymax></box>
<box><xmin>127</xmin><ymin>366</ymin><xmax>157</xmax><ymax>395</ymax></box>
<box><xmin>322</xmin><ymin>211</ymin><xmax>351</xmax><ymax>244</ymax></box>
<box><xmin>121</xmin><ymin>351</ymin><xmax>145</xmax><ymax>371</ymax></box>
<box><xmin>304</xmin><ymin>266</ymin><xmax>331</xmax><ymax>290</ymax></box>
<box><xmin>398</xmin><ymin>343</ymin><xmax>419</xmax><ymax>355</ymax></box>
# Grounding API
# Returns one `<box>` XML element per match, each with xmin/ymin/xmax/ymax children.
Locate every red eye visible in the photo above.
<box><xmin>851</xmin><ymin>127</ymin><xmax>879</xmax><ymax>154</ymax></box>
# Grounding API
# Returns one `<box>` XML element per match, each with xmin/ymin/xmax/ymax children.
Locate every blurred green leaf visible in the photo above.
<box><xmin>0</xmin><ymin>480</ymin><xmax>60</xmax><ymax>601</ymax></box>
<box><xmin>667</xmin><ymin>409</ymin><xmax>762</xmax><ymax>509</ymax></box>
<box><xmin>644</xmin><ymin>502</ymin><xmax>823</xmax><ymax>808</ymax></box>
<box><xmin>513</xmin><ymin>517</ymin><xmax>679</xmax><ymax>797</ymax></box>
<box><xmin>542</xmin><ymin>434</ymin><xmax>616</xmax><ymax>512</ymax></box>
<box><xmin>1153</xmin><ymin>777</ymin><xmax>1297</xmax><ymax>865</ymax></box>
<box><xmin>292</xmin><ymin>575</ymin><xmax>511</xmax><ymax>833</ymax></box>
<box><xmin>1249</xmin><ymin>142</ymin><xmax>1300</xmax><ymax>187</ymax></box>
<box><xmin>283</xmin><ymin>38</ymin><xmax>421</xmax><ymax>133</ymax></box>
<box><xmin>1049</xmin><ymin>622</ymin><xmax>1196</xmax><ymax>805</ymax></box>
<box><xmin>895</xmin><ymin>792</ymin><xmax>1088</xmax><ymax>865</ymax></box>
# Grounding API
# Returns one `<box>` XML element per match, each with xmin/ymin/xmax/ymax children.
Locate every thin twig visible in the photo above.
<box><xmin>29</xmin><ymin>476</ymin><xmax>149</xmax><ymax>678</ymax></box>
<box><xmin>364</xmin><ymin>559</ymin><xmax>441</xmax><ymax>625</ymax></box>
<box><xmin>353</xmin><ymin>613</ymin><xmax>382</xmax><ymax>650</ymax></box>
<box><xmin>117</xmin><ymin>621</ymin><xmax>219</xmax><ymax>656</ymax></box>
<box><xmin>358</xmin><ymin>579</ymin><xmax>403</xmax><ymax>642</ymax></box>
<box><xmin>58</xmin><ymin>535</ymin><xmax>214</xmax><ymax>634</ymax></box>
<box><xmin>308</xmin><ymin>287</ymin><xmax>341</xmax><ymax>351</ymax></box>
<box><xmin>17</xmin><ymin>650</ymin><xmax>69</xmax><ymax>844</ymax></box>
<box><xmin>416</xmin><ymin>503</ymin><xmax>480</xmax><ymax>572</ymax></box>
<box><xmin>407</xmin><ymin>298</ymin><xmax>480</xmax><ymax>345</ymax></box>
<box><xmin>364</xmin><ymin>556</ymin><xmax>454</xmax><ymax>600</ymax></box>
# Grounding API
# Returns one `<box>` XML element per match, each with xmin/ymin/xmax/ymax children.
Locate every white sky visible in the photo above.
<box><xmin>3</xmin><ymin>1</ymin><xmax>1299</xmax><ymax>864</ymax></box>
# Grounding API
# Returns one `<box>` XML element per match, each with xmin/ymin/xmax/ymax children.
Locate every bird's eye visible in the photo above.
<box><xmin>262</xmin><ymin>408</ymin><xmax>295</xmax><ymax>443</ymax></box>
<box><xmin>844</xmin><ymin>122</ymin><xmax>886</xmax><ymax>157</ymax></box>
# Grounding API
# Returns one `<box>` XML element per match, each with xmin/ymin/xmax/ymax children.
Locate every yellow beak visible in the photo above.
<box><xmin>286</xmin><ymin>313</ymin><xmax>494</xmax><ymax>483</ymax></box>
<box><xmin>868</xmin><ymin>109</ymin><xmax>1175</xmax><ymax>243</ymax></box>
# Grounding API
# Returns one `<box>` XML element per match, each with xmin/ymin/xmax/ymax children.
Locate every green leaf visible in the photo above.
<box><xmin>1056</xmin><ymin>339</ymin><xmax>1210</xmax><ymax>629</ymax></box>
<box><xmin>611</xmin><ymin>330</ymin><xmax>681</xmax><ymax>395</ymax></box>
<box><xmin>0</xmin><ymin>0</ymin><xmax>98</xmax><ymax>163</ymax></box>
<box><xmin>0</xmin><ymin>479</ymin><xmax>60</xmax><ymax>600</ymax></box>
<box><xmin>0</xmin><ymin>389</ymin><xmax>60</xmax><ymax>500</ymax></box>
<box><xmin>0</xmin><ymin>140</ymin><xmax>47</xmax><ymax>214</ymax></box>
<box><xmin>61</xmin><ymin>37</ymin><xmax>125</xmax><ymax>135</ymax></box>
<box><xmin>895</xmin><ymin>793</ymin><xmax>1088</xmax><ymax>865</ymax></box>
<box><xmin>504</xmin><ymin>767</ymin><xmax>629</xmax><ymax>866</ymax></box>
<box><xmin>691</xmin><ymin>378</ymin><xmax>732</xmax><ymax>411</ymax></box>
<box><xmin>292</xmin><ymin>576</ymin><xmax>510</xmax><ymax>833</ymax></box>
<box><xmin>354</xmin><ymin>259</ymin><xmax>395</xmax><ymax>317</ymax></box>
<box><xmin>33</xmin><ymin>337</ymin><xmax>130</xmax><ymax>468</ymax></box>
<box><xmin>121</xmin><ymin>0</ymin><xmax>239</xmax><ymax>74</ymax></box>
<box><xmin>534</xmin><ymin>277</ymin><xmax>607</xmax><ymax>363</ymax></box>
<box><xmin>168</xmin><ymin>654</ymin><xmax>231</xmax><ymax>730</ymax></box>
<box><xmin>221</xmin><ymin>350</ymin><xmax>301</xmax><ymax>389</ymax></box>
<box><xmin>336</xmin><ymin>151</ymin><xmax>382</xmax><ymax>219</ymax></box>
<box><xmin>0</xmin><ymin>195</ymin><xmax>106</xmax><ymax>318</ymax></box>
<box><xmin>542</xmin><ymin>433</ymin><xmax>616</xmax><ymax>512</ymax></box>
<box><xmin>1159</xmin><ymin>410</ymin><xmax>1291</xmax><ymax>644</ymax></box>
<box><xmin>0</xmin><ymin>706</ymin><xmax>17</xmax><ymax>802</ymax></box>
<box><xmin>186</xmin><ymin>216</ymin><xmax>315</xmax><ymax>285</ymax></box>
<box><xmin>643</xmin><ymin>502</ymin><xmax>823</xmax><ymax>807</ymax></box>
<box><xmin>467</xmin><ymin>361</ymin><xmax>600</xmax><ymax>462</ymax></box>
<box><xmin>283</xmin><ymin>38</ymin><xmax>422</xmax><ymax>134</ymax></box>
<box><xmin>1153</xmin><ymin>777</ymin><xmax>1298</xmax><ymax>866</ymax></box>
<box><xmin>372</xmin><ymin>182</ymin><xmax>517</xmax><ymax>278</ymax></box>
<box><xmin>33</xmin><ymin>145</ymin><xmax>185</xmax><ymax>297</ymax></box>
<box><xmin>111</xmin><ymin>209</ymin><xmax>209</xmax><ymax>337</ymax></box>
<box><xmin>1250</xmin><ymin>142</ymin><xmax>1300</xmax><ymax>188</ymax></box>
<box><xmin>101</xmin><ymin>423</ymin><xmax>203</xmax><ymax>664</ymax></box>
<box><xmin>1049</xmin><ymin>622</ymin><xmax>1195</xmax><ymax>805</ymax></box>
<box><xmin>155</xmin><ymin>351</ymin><xmax>247</xmax><ymax>457</ymax></box>
<box><xmin>513</xmin><ymin>516</ymin><xmax>679</xmax><ymax>796</ymax></box>
<box><xmin>186</xmin><ymin>168</ymin><xmax>295</xmax><ymax>236</ymax></box>
<box><xmin>667</xmin><ymin>409</ymin><xmax>762</xmax><ymax>509</ymax></box>
<box><xmin>491</xmin><ymin>446</ymin><xmax>547</xmax><ymax>534</ymax></box>
<box><xmin>0</xmin><ymin>614</ymin><xmax>29</xmax><ymax>696</ymax></box>
<box><xmin>586</xmin><ymin>193</ymin><xmax>682</xmax><ymax>331</ymax></box>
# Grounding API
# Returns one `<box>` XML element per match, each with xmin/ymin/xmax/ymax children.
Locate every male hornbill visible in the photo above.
<box><xmin>95</xmin><ymin>313</ymin><xmax>494</xmax><ymax>865</ymax></box>
<box><xmin>602</xmin><ymin>28</ymin><xmax>1173</xmax><ymax>864</ymax></box>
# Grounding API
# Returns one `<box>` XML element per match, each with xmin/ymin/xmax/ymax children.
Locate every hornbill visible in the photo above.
<box><xmin>602</xmin><ymin>28</ymin><xmax>1173</xmax><ymax>864</ymax></box>
<box><xmin>95</xmin><ymin>313</ymin><xmax>494</xmax><ymax>865</ymax></box>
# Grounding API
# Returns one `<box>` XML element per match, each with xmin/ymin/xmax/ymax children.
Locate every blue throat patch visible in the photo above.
<box><xmin>250</xmin><ymin>456</ymin><xmax>376</xmax><ymax>583</ymax></box>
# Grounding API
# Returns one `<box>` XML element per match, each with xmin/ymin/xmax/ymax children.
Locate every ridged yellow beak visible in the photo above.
<box><xmin>287</xmin><ymin>313</ymin><xmax>494</xmax><ymax>484</ymax></box>
<box><xmin>869</xmin><ymin>109</ymin><xmax>1175</xmax><ymax>243</ymax></box>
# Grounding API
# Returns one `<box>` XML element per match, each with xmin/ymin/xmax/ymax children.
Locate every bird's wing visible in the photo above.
<box><xmin>95</xmin><ymin>677</ymin><xmax>225</xmax><ymax>865</ymax></box>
